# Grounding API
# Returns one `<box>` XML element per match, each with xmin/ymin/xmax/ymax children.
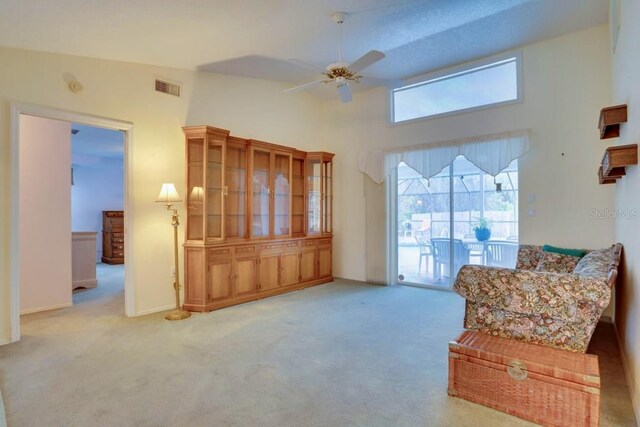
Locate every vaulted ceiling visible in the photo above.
<box><xmin>1</xmin><ymin>0</ymin><xmax>607</xmax><ymax>88</ymax></box>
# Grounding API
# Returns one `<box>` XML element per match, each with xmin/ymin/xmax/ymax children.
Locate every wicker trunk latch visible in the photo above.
<box><xmin>507</xmin><ymin>359</ymin><xmax>528</xmax><ymax>381</ymax></box>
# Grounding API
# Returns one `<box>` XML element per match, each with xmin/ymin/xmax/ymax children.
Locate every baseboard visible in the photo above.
<box><xmin>334</xmin><ymin>276</ymin><xmax>386</xmax><ymax>286</ymax></box>
<box><xmin>20</xmin><ymin>302</ymin><xmax>73</xmax><ymax>315</ymax></box>
<box><xmin>135</xmin><ymin>304</ymin><xmax>175</xmax><ymax>317</ymax></box>
<box><xmin>0</xmin><ymin>338</ymin><xmax>11</xmax><ymax>346</ymax></box>
<box><xmin>613</xmin><ymin>322</ymin><xmax>640</xmax><ymax>427</ymax></box>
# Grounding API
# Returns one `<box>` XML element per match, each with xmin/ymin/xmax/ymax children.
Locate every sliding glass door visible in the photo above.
<box><xmin>395</xmin><ymin>156</ymin><xmax>518</xmax><ymax>289</ymax></box>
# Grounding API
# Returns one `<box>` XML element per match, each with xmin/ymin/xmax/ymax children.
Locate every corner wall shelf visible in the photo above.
<box><xmin>599</xmin><ymin>104</ymin><xmax>627</xmax><ymax>139</ymax></box>
<box><xmin>599</xmin><ymin>144</ymin><xmax>638</xmax><ymax>184</ymax></box>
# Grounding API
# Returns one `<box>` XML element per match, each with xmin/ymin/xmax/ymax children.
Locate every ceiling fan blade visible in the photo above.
<box><xmin>348</xmin><ymin>50</ymin><xmax>385</xmax><ymax>73</ymax></box>
<box><xmin>285</xmin><ymin>57</ymin><xmax>326</xmax><ymax>73</ymax></box>
<box><xmin>338</xmin><ymin>84</ymin><xmax>352</xmax><ymax>103</ymax></box>
<box><xmin>283</xmin><ymin>79</ymin><xmax>326</xmax><ymax>93</ymax></box>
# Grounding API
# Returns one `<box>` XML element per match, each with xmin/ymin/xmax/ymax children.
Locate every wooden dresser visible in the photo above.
<box><xmin>183</xmin><ymin>125</ymin><xmax>334</xmax><ymax>312</ymax></box>
<box><xmin>102</xmin><ymin>211</ymin><xmax>124</xmax><ymax>264</ymax></box>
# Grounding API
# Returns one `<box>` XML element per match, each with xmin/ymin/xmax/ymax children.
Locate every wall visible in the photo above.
<box><xmin>612</xmin><ymin>0</ymin><xmax>640</xmax><ymax>417</ymax></box>
<box><xmin>324</xmin><ymin>25</ymin><xmax>615</xmax><ymax>287</ymax></box>
<box><xmin>71</xmin><ymin>157</ymin><xmax>124</xmax><ymax>261</ymax></box>
<box><xmin>0</xmin><ymin>46</ymin><xmax>325</xmax><ymax>342</ymax></box>
<box><xmin>19</xmin><ymin>115</ymin><xmax>72</xmax><ymax>314</ymax></box>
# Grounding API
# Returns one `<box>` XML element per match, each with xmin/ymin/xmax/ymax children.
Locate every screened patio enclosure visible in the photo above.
<box><xmin>396</xmin><ymin>156</ymin><xmax>519</xmax><ymax>288</ymax></box>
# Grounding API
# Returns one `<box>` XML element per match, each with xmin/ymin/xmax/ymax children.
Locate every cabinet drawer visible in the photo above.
<box><xmin>112</xmin><ymin>243</ymin><xmax>125</xmax><ymax>250</ymax></box>
<box><xmin>317</xmin><ymin>238</ymin><xmax>332</xmax><ymax>247</ymax></box>
<box><xmin>112</xmin><ymin>232</ymin><xmax>124</xmax><ymax>239</ymax></box>
<box><xmin>302</xmin><ymin>240</ymin><xmax>317</xmax><ymax>247</ymax></box>
<box><xmin>260</xmin><ymin>242</ymin><xmax>299</xmax><ymax>254</ymax></box>
<box><xmin>208</xmin><ymin>248</ymin><xmax>232</xmax><ymax>261</ymax></box>
<box><xmin>113</xmin><ymin>251</ymin><xmax>124</xmax><ymax>258</ymax></box>
<box><xmin>112</xmin><ymin>237</ymin><xmax>124</xmax><ymax>244</ymax></box>
<box><xmin>234</xmin><ymin>245</ymin><xmax>257</xmax><ymax>256</ymax></box>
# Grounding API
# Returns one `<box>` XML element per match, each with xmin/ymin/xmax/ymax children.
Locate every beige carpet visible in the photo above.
<box><xmin>0</xmin><ymin>264</ymin><xmax>636</xmax><ymax>426</ymax></box>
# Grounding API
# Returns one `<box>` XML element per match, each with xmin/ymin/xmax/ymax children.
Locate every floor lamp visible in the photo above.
<box><xmin>156</xmin><ymin>183</ymin><xmax>191</xmax><ymax>321</ymax></box>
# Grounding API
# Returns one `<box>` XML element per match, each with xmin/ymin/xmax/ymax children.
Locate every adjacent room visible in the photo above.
<box><xmin>1</xmin><ymin>1</ymin><xmax>640</xmax><ymax>426</ymax></box>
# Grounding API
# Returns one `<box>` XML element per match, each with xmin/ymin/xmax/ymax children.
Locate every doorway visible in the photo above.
<box><xmin>9</xmin><ymin>102</ymin><xmax>133</xmax><ymax>343</ymax></box>
<box><xmin>393</xmin><ymin>155</ymin><xmax>519</xmax><ymax>290</ymax></box>
<box><xmin>71</xmin><ymin>124</ymin><xmax>125</xmax><ymax>306</ymax></box>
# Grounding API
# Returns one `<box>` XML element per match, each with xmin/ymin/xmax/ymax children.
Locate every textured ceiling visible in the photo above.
<box><xmin>1</xmin><ymin>0</ymin><xmax>607</xmax><ymax>94</ymax></box>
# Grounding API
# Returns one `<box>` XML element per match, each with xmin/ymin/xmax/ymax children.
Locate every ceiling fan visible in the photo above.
<box><xmin>284</xmin><ymin>12</ymin><xmax>386</xmax><ymax>103</ymax></box>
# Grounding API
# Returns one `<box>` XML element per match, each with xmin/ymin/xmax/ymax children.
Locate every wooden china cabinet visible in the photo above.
<box><xmin>182</xmin><ymin>125</ymin><xmax>334</xmax><ymax>312</ymax></box>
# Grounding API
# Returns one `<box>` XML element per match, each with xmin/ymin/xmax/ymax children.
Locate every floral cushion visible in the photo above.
<box><xmin>515</xmin><ymin>245</ymin><xmax>542</xmax><ymax>270</ymax></box>
<box><xmin>464</xmin><ymin>301</ymin><xmax>600</xmax><ymax>352</ymax></box>
<box><xmin>535</xmin><ymin>251</ymin><xmax>581</xmax><ymax>274</ymax></box>
<box><xmin>574</xmin><ymin>247</ymin><xmax>613</xmax><ymax>279</ymax></box>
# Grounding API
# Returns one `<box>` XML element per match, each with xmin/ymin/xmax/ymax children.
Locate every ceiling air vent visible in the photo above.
<box><xmin>155</xmin><ymin>78</ymin><xmax>181</xmax><ymax>97</ymax></box>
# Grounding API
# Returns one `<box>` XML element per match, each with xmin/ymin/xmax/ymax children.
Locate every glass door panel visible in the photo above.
<box><xmin>291</xmin><ymin>158</ymin><xmax>305</xmax><ymax>235</ymax></box>
<box><xmin>396</xmin><ymin>162</ymin><xmax>451</xmax><ymax>288</ymax></box>
<box><xmin>187</xmin><ymin>139</ymin><xmax>204</xmax><ymax>241</ymax></box>
<box><xmin>252</xmin><ymin>150</ymin><xmax>270</xmax><ymax>237</ymax></box>
<box><xmin>225</xmin><ymin>144</ymin><xmax>247</xmax><ymax>239</ymax></box>
<box><xmin>273</xmin><ymin>153</ymin><xmax>291</xmax><ymax>237</ymax></box>
<box><xmin>322</xmin><ymin>160</ymin><xmax>332</xmax><ymax>234</ymax></box>
<box><xmin>206</xmin><ymin>143</ymin><xmax>223</xmax><ymax>239</ymax></box>
<box><xmin>307</xmin><ymin>159</ymin><xmax>321</xmax><ymax>234</ymax></box>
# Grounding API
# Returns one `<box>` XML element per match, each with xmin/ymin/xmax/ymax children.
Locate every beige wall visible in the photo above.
<box><xmin>324</xmin><ymin>25</ymin><xmax>615</xmax><ymax>288</ymax></box>
<box><xmin>19</xmin><ymin>115</ymin><xmax>72</xmax><ymax>314</ymax></box>
<box><xmin>612</xmin><ymin>0</ymin><xmax>640</xmax><ymax>417</ymax></box>
<box><xmin>0</xmin><ymin>46</ymin><xmax>324</xmax><ymax>342</ymax></box>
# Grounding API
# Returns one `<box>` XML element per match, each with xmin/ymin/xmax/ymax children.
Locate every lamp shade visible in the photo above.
<box><xmin>156</xmin><ymin>183</ymin><xmax>181</xmax><ymax>204</ymax></box>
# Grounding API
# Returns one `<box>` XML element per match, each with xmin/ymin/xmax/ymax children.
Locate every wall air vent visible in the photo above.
<box><xmin>71</xmin><ymin>129</ymin><xmax>80</xmax><ymax>135</ymax></box>
<box><xmin>155</xmin><ymin>78</ymin><xmax>181</xmax><ymax>97</ymax></box>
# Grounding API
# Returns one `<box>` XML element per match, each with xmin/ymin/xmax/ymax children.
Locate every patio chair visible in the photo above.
<box><xmin>414</xmin><ymin>230</ymin><xmax>432</xmax><ymax>274</ymax></box>
<box><xmin>463</xmin><ymin>234</ymin><xmax>484</xmax><ymax>264</ymax></box>
<box><xmin>485</xmin><ymin>241</ymin><xmax>519</xmax><ymax>268</ymax></box>
<box><xmin>431</xmin><ymin>238</ymin><xmax>470</xmax><ymax>279</ymax></box>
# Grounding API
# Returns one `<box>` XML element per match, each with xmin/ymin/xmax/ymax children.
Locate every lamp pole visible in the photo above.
<box><xmin>156</xmin><ymin>183</ymin><xmax>191</xmax><ymax>321</ymax></box>
<box><xmin>164</xmin><ymin>204</ymin><xmax>191</xmax><ymax>320</ymax></box>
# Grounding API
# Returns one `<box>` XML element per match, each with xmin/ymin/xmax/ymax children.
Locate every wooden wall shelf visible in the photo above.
<box><xmin>599</xmin><ymin>144</ymin><xmax>638</xmax><ymax>184</ymax></box>
<box><xmin>599</xmin><ymin>104</ymin><xmax>627</xmax><ymax>139</ymax></box>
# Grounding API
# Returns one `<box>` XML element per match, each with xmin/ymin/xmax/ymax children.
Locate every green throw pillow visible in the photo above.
<box><xmin>543</xmin><ymin>244</ymin><xmax>586</xmax><ymax>258</ymax></box>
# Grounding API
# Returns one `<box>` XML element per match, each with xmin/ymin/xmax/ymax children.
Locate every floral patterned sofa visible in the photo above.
<box><xmin>453</xmin><ymin>243</ymin><xmax>622</xmax><ymax>352</ymax></box>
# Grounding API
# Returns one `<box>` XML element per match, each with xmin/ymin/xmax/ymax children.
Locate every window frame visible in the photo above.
<box><xmin>389</xmin><ymin>51</ymin><xmax>523</xmax><ymax>125</ymax></box>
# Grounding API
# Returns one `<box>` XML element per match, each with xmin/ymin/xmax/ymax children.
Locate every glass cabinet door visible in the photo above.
<box><xmin>273</xmin><ymin>153</ymin><xmax>292</xmax><ymax>237</ymax></box>
<box><xmin>307</xmin><ymin>158</ymin><xmax>322</xmax><ymax>235</ymax></box>
<box><xmin>187</xmin><ymin>138</ymin><xmax>204</xmax><ymax>241</ymax></box>
<box><xmin>323</xmin><ymin>160</ymin><xmax>332</xmax><ymax>234</ymax></box>
<box><xmin>225</xmin><ymin>143</ymin><xmax>247</xmax><ymax>239</ymax></box>
<box><xmin>206</xmin><ymin>141</ymin><xmax>223</xmax><ymax>239</ymax></box>
<box><xmin>252</xmin><ymin>149</ymin><xmax>270</xmax><ymax>237</ymax></box>
<box><xmin>291</xmin><ymin>157</ymin><xmax>305</xmax><ymax>235</ymax></box>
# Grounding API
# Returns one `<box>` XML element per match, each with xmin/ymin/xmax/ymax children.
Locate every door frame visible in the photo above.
<box><xmin>9</xmin><ymin>102</ymin><xmax>134</xmax><ymax>343</ymax></box>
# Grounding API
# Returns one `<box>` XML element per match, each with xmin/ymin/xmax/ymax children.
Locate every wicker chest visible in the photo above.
<box><xmin>448</xmin><ymin>330</ymin><xmax>600</xmax><ymax>427</ymax></box>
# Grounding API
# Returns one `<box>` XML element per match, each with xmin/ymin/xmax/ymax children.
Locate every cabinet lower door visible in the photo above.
<box><xmin>235</xmin><ymin>257</ymin><xmax>258</xmax><ymax>296</ymax></box>
<box><xmin>259</xmin><ymin>255</ymin><xmax>279</xmax><ymax>291</ymax></box>
<box><xmin>280</xmin><ymin>252</ymin><xmax>300</xmax><ymax>287</ymax></box>
<box><xmin>208</xmin><ymin>260</ymin><xmax>233</xmax><ymax>301</ymax></box>
<box><xmin>318</xmin><ymin>246</ymin><xmax>332</xmax><ymax>278</ymax></box>
<box><xmin>300</xmin><ymin>249</ymin><xmax>317</xmax><ymax>282</ymax></box>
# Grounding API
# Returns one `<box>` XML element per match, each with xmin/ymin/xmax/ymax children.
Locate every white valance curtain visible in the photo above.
<box><xmin>358</xmin><ymin>129</ymin><xmax>531</xmax><ymax>184</ymax></box>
